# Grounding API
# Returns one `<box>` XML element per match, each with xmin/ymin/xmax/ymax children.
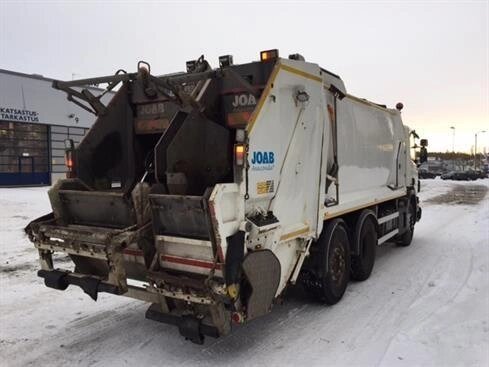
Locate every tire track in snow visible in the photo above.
<box><xmin>377</xmin><ymin>193</ymin><xmax>489</xmax><ymax>365</ymax></box>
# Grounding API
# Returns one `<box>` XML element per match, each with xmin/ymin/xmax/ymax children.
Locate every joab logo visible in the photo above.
<box><xmin>251</xmin><ymin>151</ymin><xmax>275</xmax><ymax>170</ymax></box>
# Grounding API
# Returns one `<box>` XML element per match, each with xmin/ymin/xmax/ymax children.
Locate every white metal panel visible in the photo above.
<box><xmin>157</xmin><ymin>235</ymin><xmax>214</xmax><ymax>259</ymax></box>
<box><xmin>244</xmin><ymin>59</ymin><xmax>412</xmax><ymax>296</ymax></box>
<box><xmin>209</xmin><ymin>183</ymin><xmax>244</xmax><ymax>261</ymax></box>
<box><xmin>245</xmin><ymin>59</ymin><xmax>327</xmax><ymax>294</ymax></box>
<box><xmin>322</xmin><ymin>94</ymin><xmax>409</xmax><ymax>217</ymax></box>
<box><xmin>246</xmin><ymin>59</ymin><xmax>324</xmax><ymax>235</ymax></box>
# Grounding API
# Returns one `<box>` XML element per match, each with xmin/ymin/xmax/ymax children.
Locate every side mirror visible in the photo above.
<box><xmin>420</xmin><ymin>147</ymin><xmax>428</xmax><ymax>164</ymax></box>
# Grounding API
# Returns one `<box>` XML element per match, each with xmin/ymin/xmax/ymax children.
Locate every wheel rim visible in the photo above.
<box><xmin>408</xmin><ymin>202</ymin><xmax>415</xmax><ymax>231</ymax></box>
<box><xmin>330</xmin><ymin>244</ymin><xmax>346</xmax><ymax>286</ymax></box>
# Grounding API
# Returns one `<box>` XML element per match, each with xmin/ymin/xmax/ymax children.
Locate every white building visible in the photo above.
<box><xmin>0</xmin><ymin>69</ymin><xmax>111</xmax><ymax>186</ymax></box>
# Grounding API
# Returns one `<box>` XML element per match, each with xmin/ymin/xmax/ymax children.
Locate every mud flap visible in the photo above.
<box><xmin>79</xmin><ymin>277</ymin><xmax>102</xmax><ymax>301</ymax></box>
<box><xmin>179</xmin><ymin>316</ymin><xmax>204</xmax><ymax>345</ymax></box>
<box><xmin>41</xmin><ymin>269</ymin><xmax>69</xmax><ymax>291</ymax></box>
<box><xmin>242</xmin><ymin>250</ymin><xmax>281</xmax><ymax>320</ymax></box>
<box><xmin>145</xmin><ymin>304</ymin><xmax>219</xmax><ymax>344</ymax></box>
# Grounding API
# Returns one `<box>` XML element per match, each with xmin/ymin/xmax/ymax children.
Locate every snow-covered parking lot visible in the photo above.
<box><xmin>1</xmin><ymin>179</ymin><xmax>488</xmax><ymax>366</ymax></box>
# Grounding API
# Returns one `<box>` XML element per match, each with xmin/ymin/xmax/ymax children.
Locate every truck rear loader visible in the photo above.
<box><xmin>26</xmin><ymin>50</ymin><xmax>422</xmax><ymax>344</ymax></box>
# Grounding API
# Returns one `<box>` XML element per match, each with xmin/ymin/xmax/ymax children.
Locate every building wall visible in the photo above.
<box><xmin>0</xmin><ymin>69</ymin><xmax>112</xmax><ymax>186</ymax></box>
<box><xmin>0</xmin><ymin>70</ymin><xmax>102</xmax><ymax>128</ymax></box>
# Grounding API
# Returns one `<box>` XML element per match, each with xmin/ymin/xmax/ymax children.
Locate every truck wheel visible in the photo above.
<box><xmin>351</xmin><ymin>216</ymin><xmax>377</xmax><ymax>281</ymax></box>
<box><xmin>398</xmin><ymin>198</ymin><xmax>415</xmax><ymax>247</ymax></box>
<box><xmin>306</xmin><ymin>220</ymin><xmax>350</xmax><ymax>305</ymax></box>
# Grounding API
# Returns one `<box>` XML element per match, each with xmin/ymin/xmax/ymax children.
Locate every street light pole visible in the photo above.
<box><xmin>450</xmin><ymin>126</ymin><xmax>455</xmax><ymax>171</ymax></box>
<box><xmin>450</xmin><ymin>126</ymin><xmax>455</xmax><ymax>153</ymax></box>
<box><xmin>474</xmin><ymin>130</ymin><xmax>486</xmax><ymax>169</ymax></box>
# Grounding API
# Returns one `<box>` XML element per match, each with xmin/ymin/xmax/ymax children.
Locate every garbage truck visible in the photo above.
<box><xmin>26</xmin><ymin>50</ymin><xmax>422</xmax><ymax>344</ymax></box>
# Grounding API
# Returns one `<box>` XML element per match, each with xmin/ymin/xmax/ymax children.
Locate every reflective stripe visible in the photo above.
<box><xmin>123</xmin><ymin>249</ymin><xmax>144</xmax><ymax>256</ymax></box>
<box><xmin>324</xmin><ymin>193</ymin><xmax>406</xmax><ymax>220</ymax></box>
<box><xmin>246</xmin><ymin>63</ymin><xmax>281</xmax><ymax>133</ymax></box>
<box><xmin>279</xmin><ymin>226</ymin><xmax>310</xmax><ymax>241</ymax></box>
<box><xmin>161</xmin><ymin>254</ymin><xmax>222</xmax><ymax>270</ymax></box>
<box><xmin>280</xmin><ymin>64</ymin><xmax>322</xmax><ymax>83</ymax></box>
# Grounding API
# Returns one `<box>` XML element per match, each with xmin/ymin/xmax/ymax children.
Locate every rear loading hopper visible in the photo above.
<box><xmin>26</xmin><ymin>57</ymin><xmax>276</xmax><ymax>343</ymax></box>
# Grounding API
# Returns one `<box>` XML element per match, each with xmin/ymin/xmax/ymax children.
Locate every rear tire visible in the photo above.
<box><xmin>351</xmin><ymin>217</ymin><xmax>377</xmax><ymax>281</ymax></box>
<box><xmin>398</xmin><ymin>198</ymin><xmax>415</xmax><ymax>247</ymax></box>
<box><xmin>306</xmin><ymin>220</ymin><xmax>351</xmax><ymax>305</ymax></box>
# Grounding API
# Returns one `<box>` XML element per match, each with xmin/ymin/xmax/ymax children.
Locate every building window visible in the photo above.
<box><xmin>49</xmin><ymin>124</ymin><xmax>89</xmax><ymax>173</ymax></box>
<box><xmin>0</xmin><ymin>121</ymin><xmax>49</xmax><ymax>174</ymax></box>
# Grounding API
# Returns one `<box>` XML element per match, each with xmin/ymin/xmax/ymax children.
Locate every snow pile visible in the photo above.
<box><xmin>0</xmin><ymin>180</ymin><xmax>488</xmax><ymax>366</ymax></box>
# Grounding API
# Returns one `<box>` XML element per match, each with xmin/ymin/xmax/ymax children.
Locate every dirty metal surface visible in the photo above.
<box><xmin>150</xmin><ymin>194</ymin><xmax>210</xmax><ymax>239</ymax></box>
<box><xmin>58</xmin><ymin>190</ymin><xmax>137</xmax><ymax>229</ymax></box>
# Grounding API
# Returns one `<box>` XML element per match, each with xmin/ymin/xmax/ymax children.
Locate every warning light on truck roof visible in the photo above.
<box><xmin>219</xmin><ymin>55</ymin><xmax>234</xmax><ymax>68</ymax></box>
<box><xmin>186</xmin><ymin>60</ymin><xmax>197</xmax><ymax>72</ymax></box>
<box><xmin>260</xmin><ymin>49</ymin><xmax>279</xmax><ymax>62</ymax></box>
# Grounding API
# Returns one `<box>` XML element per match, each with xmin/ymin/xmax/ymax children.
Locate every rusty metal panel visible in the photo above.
<box><xmin>134</xmin><ymin>118</ymin><xmax>170</xmax><ymax>134</ymax></box>
<box><xmin>150</xmin><ymin>194</ymin><xmax>209</xmax><ymax>239</ymax></box>
<box><xmin>75</xmin><ymin>83</ymin><xmax>140</xmax><ymax>193</ymax></box>
<box><xmin>154</xmin><ymin>111</ymin><xmax>231</xmax><ymax>196</ymax></box>
<box><xmin>58</xmin><ymin>190</ymin><xmax>136</xmax><ymax>228</ymax></box>
<box><xmin>134</xmin><ymin>100</ymin><xmax>179</xmax><ymax>135</ymax></box>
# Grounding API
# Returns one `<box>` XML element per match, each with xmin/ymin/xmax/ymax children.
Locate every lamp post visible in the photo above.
<box><xmin>474</xmin><ymin>130</ymin><xmax>486</xmax><ymax>169</ymax></box>
<box><xmin>450</xmin><ymin>126</ymin><xmax>455</xmax><ymax>153</ymax></box>
<box><xmin>450</xmin><ymin>126</ymin><xmax>455</xmax><ymax>170</ymax></box>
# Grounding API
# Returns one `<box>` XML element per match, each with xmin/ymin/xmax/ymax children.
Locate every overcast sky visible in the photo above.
<box><xmin>1</xmin><ymin>0</ymin><xmax>487</xmax><ymax>153</ymax></box>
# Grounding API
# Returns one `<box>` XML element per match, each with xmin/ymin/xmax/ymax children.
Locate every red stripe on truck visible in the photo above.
<box><xmin>123</xmin><ymin>249</ymin><xmax>144</xmax><ymax>257</ymax></box>
<box><xmin>161</xmin><ymin>254</ymin><xmax>222</xmax><ymax>270</ymax></box>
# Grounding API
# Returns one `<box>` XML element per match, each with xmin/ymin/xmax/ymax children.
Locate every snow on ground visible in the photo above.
<box><xmin>0</xmin><ymin>179</ymin><xmax>488</xmax><ymax>366</ymax></box>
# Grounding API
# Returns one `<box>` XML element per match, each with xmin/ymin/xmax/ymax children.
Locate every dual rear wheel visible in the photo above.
<box><xmin>304</xmin><ymin>214</ymin><xmax>377</xmax><ymax>305</ymax></box>
<box><xmin>351</xmin><ymin>216</ymin><xmax>377</xmax><ymax>281</ymax></box>
<box><xmin>305</xmin><ymin>197</ymin><xmax>417</xmax><ymax>304</ymax></box>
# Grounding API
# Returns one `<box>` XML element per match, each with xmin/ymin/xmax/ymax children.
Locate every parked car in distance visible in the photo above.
<box><xmin>441</xmin><ymin>170</ymin><xmax>486</xmax><ymax>181</ymax></box>
<box><xmin>419</xmin><ymin>169</ymin><xmax>437</xmax><ymax>179</ymax></box>
<box><xmin>465</xmin><ymin>169</ymin><xmax>487</xmax><ymax>180</ymax></box>
<box><xmin>441</xmin><ymin>171</ymin><xmax>469</xmax><ymax>181</ymax></box>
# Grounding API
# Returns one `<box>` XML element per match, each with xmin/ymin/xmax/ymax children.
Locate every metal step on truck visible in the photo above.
<box><xmin>26</xmin><ymin>50</ymin><xmax>424</xmax><ymax>344</ymax></box>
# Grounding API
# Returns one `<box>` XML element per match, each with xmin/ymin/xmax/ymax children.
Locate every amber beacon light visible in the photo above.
<box><xmin>260</xmin><ymin>49</ymin><xmax>279</xmax><ymax>62</ymax></box>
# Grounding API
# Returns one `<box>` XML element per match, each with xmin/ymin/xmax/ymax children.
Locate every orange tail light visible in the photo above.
<box><xmin>235</xmin><ymin>144</ymin><xmax>245</xmax><ymax>166</ymax></box>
